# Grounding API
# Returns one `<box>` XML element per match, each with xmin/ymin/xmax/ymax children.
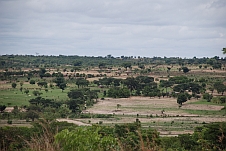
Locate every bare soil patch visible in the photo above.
<box><xmin>85</xmin><ymin>97</ymin><xmax>224</xmax><ymax>116</ymax></box>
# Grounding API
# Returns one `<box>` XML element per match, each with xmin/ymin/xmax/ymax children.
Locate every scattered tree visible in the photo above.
<box><xmin>12</xmin><ymin>83</ymin><xmax>17</xmax><ymax>89</ymax></box>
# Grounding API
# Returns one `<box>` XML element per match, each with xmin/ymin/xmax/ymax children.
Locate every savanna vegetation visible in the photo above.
<box><xmin>0</xmin><ymin>49</ymin><xmax>226</xmax><ymax>150</ymax></box>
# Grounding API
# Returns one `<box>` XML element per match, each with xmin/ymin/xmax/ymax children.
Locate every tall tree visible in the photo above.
<box><xmin>12</xmin><ymin>83</ymin><xmax>17</xmax><ymax>89</ymax></box>
<box><xmin>123</xmin><ymin>77</ymin><xmax>138</xmax><ymax>92</ymax></box>
<box><xmin>177</xmin><ymin>93</ymin><xmax>188</xmax><ymax>106</ymax></box>
<box><xmin>122</xmin><ymin>62</ymin><xmax>132</xmax><ymax>70</ymax></box>
<box><xmin>182</xmin><ymin>67</ymin><xmax>189</xmax><ymax>74</ymax></box>
<box><xmin>222</xmin><ymin>48</ymin><xmax>226</xmax><ymax>54</ymax></box>
<box><xmin>214</xmin><ymin>82</ymin><xmax>226</xmax><ymax>95</ymax></box>
<box><xmin>160</xmin><ymin>80</ymin><xmax>173</xmax><ymax>93</ymax></box>
<box><xmin>0</xmin><ymin>105</ymin><xmax>6</xmax><ymax>112</ymax></box>
<box><xmin>54</xmin><ymin>77</ymin><xmax>66</xmax><ymax>87</ymax></box>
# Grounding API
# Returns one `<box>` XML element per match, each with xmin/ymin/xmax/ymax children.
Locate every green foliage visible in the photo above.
<box><xmin>0</xmin><ymin>105</ymin><xmax>6</xmax><ymax>112</ymax></box>
<box><xmin>173</xmin><ymin>82</ymin><xmax>202</xmax><ymax>94</ymax></box>
<box><xmin>222</xmin><ymin>48</ymin><xmax>226</xmax><ymax>54</ymax></box>
<box><xmin>142</xmin><ymin>85</ymin><xmax>159</xmax><ymax>97</ymax></box>
<box><xmin>55</xmin><ymin>126</ymin><xmax>118</xmax><ymax>151</ymax></box>
<box><xmin>203</xmin><ymin>93</ymin><xmax>213</xmax><ymax>102</ymax></box>
<box><xmin>177</xmin><ymin>93</ymin><xmax>188</xmax><ymax>105</ymax></box>
<box><xmin>75</xmin><ymin>78</ymin><xmax>89</xmax><ymax>88</ymax></box>
<box><xmin>67</xmin><ymin>88</ymin><xmax>98</xmax><ymax>113</ymax></box>
<box><xmin>59</xmin><ymin>83</ymin><xmax>67</xmax><ymax>91</ymax></box>
<box><xmin>24</xmin><ymin>89</ymin><xmax>29</xmax><ymax>95</ymax></box>
<box><xmin>32</xmin><ymin>90</ymin><xmax>42</xmax><ymax>96</ymax></box>
<box><xmin>29</xmin><ymin>79</ymin><xmax>36</xmax><ymax>84</ymax></box>
<box><xmin>54</xmin><ymin>77</ymin><xmax>66</xmax><ymax>87</ymax></box>
<box><xmin>214</xmin><ymin>82</ymin><xmax>226</xmax><ymax>95</ymax></box>
<box><xmin>123</xmin><ymin>77</ymin><xmax>139</xmax><ymax>92</ymax></box>
<box><xmin>0</xmin><ymin>126</ymin><xmax>33</xmax><ymax>150</ymax></box>
<box><xmin>212</xmin><ymin>96</ymin><xmax>226</xmax><ymax>104</ymax></box>
<box><xmin>159</xmin><ymin>80</ymin><xmax>173</xmax><ymax>92</ymax></box>
<box><xmin>122</xmin><ymin>62</ymin><xmax>132</xmax><ymax>69</ymax></box>
<box><xmin>115</xmin><ymin>122</ymin><xmax>160</xmax><ymax>151</ymax></box>
<box><xmin>73</xmin><ymin>60</ymin><xmax>82</xmax><ymax>66</ymax></box>
<box><xmin>12</xmin><ymin>82</ymin><xmax>17</xmax><ymax>88</ymax></box>
<box><xmin>182</xmin><ymin>66</ymin><xmax>189</xmax><ymax>73</ymax></box>
<box><xmin>37</xmin><ymin>81</ymin><xmax>48</xmax><ymax>88</ymax></box>
<box><xmin>169</xmin><ymin>76</ymin><xmax>191</xmax><ymax>84</ymax></box>
<box><xmin>107</xmin><ymin>87</ymin><xmax>130</xmax><ymax>98</ymax></box>
<box><xmin>193</xmin><ymin>122</ymin><xmax>226</xmax><ymax>150</ymax></box>
<box><xmin>25</xmin><ymin>110</ymin><xmax>39</xmax><ymax>121</ymax></box>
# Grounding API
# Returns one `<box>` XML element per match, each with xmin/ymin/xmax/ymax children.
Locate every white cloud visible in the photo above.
<box><xmin>0</xmin><ymin>0</ymin><xmax>225</xmax><ymax>57</ymax></box>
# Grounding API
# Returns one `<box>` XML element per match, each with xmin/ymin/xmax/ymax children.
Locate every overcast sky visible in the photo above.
<box><xmin>0</xmin><ymin>0</ymin><xmax>225</xmax><ymax>58</ymax></box>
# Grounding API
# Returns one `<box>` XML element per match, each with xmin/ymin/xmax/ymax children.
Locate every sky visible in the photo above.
<box><xmin>0</xmin><ymin>0</ymin><xmax>226</xmax><ymax>58</ymax></box>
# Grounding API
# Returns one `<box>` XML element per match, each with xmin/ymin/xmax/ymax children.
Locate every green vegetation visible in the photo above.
<box><xmin>0</xmin><ymin>120</ymin><xmax>226</xmax><ymax>151</ymax></box>
<box><xmin>0</xmin><ymin>53</ymin><xmax>226</xmax><ymax>150</ymax></box>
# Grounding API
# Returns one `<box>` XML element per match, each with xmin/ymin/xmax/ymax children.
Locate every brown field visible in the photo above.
<box><xmin>64</xmin><ymin>96</ymin><xmax>226</xmax><ymax>136</ymax></box>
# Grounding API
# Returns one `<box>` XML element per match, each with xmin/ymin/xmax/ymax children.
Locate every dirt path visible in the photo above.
<box><xmin>56</xmin><ymin>119</ymin><xmax>91</xmax><ymax>126</ymax></box>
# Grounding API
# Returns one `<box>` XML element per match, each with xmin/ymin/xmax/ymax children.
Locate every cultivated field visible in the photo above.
<box><xmin>65</xmin><ymin>96</ymin><xmax>226</xmax><ymax>136</ymax></box>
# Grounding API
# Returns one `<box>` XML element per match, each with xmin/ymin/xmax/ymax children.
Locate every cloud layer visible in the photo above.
<box><xmin>0</xmin><ymin>0</ymin><xmax>226</xmax><ymax>57</ymax></box>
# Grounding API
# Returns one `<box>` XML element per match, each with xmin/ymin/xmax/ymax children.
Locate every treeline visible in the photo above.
<box><xmin>0</xmin><ymin>54</ymin><xmax>225</xmax><ymax>69</ymax></box>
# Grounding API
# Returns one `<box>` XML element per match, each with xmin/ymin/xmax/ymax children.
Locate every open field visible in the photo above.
<box><xmin>69</xmin><ymin>96</ymin><xmax>226</xmax><ymax>135</ymax></box>
<box><xmin>0</xmin><ymin>59</ymin><xmax>225</xmax><ymax>138</ymax></box>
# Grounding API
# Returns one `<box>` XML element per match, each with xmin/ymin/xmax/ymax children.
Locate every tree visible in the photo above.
<box><xmin>19</xmin><ymin>87</ymin><xmax>23</xmax><ymax>92</ymax></box>
<box><xmin>55</xmin><ymin>127</ymin><xmax>118</xmax><ymax>151</ymax></box>
<box><xmin>159</xmin><ymin>80</ymin><xmax>173</xmax><ymax>93</ymax></box>
<box><xmin>37</xmin><ymin>81</ymin><xmax>48</xmax><ymax>88</ymax></box>
<box><xmin>12</xmin><ymin>83</ymin><xmax>17</xmax><ymax>88</ymax></box>
<box><xmin>67</xmin><ymin>89</ymin><xmax>87</xmax><ymax>113</ymax></box>
<box><xmin>108</xmin><ymin>87</ymin><xmax>130</xmax><ymax>98</ymax></box>
<box><xmin>98</xmin><ymin>62</ymin><xmax>106</xmax><ymax>69</ymax></box>
<box><xmin>67</xmin><ymin>98</ymin><xmax>84</xmax><ymax>113</ymax></box>
<box><xmin>209</xmin><ymin>87</ymin><xmax>214</xmax><ymax>94</ymax></box>
<box><xmin>182</xmin><ymin>67</ymin><xmax>189</xmax><ymax>74</ymax></box>
<box><xmin>76</xmin><ymin>78</ymin><xmax>89</xmax><ymax>88</ymax></box>
<box><xmin>193</xmin><ymin>122</ymin><xmax>226</xmax><ymax>150</ymax></box>
<box><xmin>54</xmin><ymin>77</ymin><xmax>66</xmax><ymax>87</ymax></box>
<box><xmin>29</xmin><ymin>80</ymin><xmax>36</xmax><ymax>85</ymax></box>
<box><xmin>39</xmin><ymin>68</ymin><xmax>46</xmax><ymax>78</ymax></box>
<box><xmin>33</xmin><ymin>91</ymin><xmax>42</xmax><ymax>96</ymax></box>
<box><xmin>117</xmin><ymin>104</ymin><xmax>121</xmax><ymax>110</ymax></box>
<box><xmin>138</xmin><ymin>64</ymin><xmax>145</xmax><ymax>69</ymax></box>
<box><xmin>73</xmin><ymin>60</ymin><xmax>82</xmax><ymax>66</ymax></box>
<box><xmin>122</xmin><ymin>62</ymin><xmax>132</xmax><ymax>70</ymax></box>
<box><xmin>59</xmin><ymin>83</ymin><xmax>67</xmax><ymax>92</ymax></box>
<box><xmin>222</xmin><ymin>48</ymin><xmax>226</xmax><ymax>54</ymax></box>
<box><xmin>24</xmin><ymin>89</ymin><xmax>29</xmax><ymax>95</ymax></box>
<box><xmin>123</xmin><ymin>77</ymin><xmax>138</xmax><ymax>92</ymax></box>
<box><xmin>203</xmin><ymin>93</ymin><xmax>213</xmax><ymax>102</ymax></box>
<box><xmin>214</xmin><ymin>82</ymin><xmax>226</xmax><ymax>95</ymax></box>
<box><xmin>58</xmin><ymin>104</ymin><xmax>71</xmax><ymax>118</ymax></box>
<box><xmin>177</xmin><ymin>93</ymin><xmax>188</xmax><ymax>106</ymax></box>
<box><xmin>25</xmin><ymin>110</ymin><xmax>39</xmax><ymax>121</ymax></box>
<box><xmin>0</xmin><ymin>105</ymin><xmax>6</xmax><ymax>112</ymax></box>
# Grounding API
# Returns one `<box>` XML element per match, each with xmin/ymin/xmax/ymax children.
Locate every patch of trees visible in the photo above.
<box><xmin>169</xmin><ymin>76</ymin><xmax>192</xmax><ymax>84</ymax></box>
<box><xmin>173</xmin><ymin>82</ymin><xmax>202</xmax><ymax>94</ymax></box>
<box><xmin>214</xmin><ymin>82</ymin><xmax>226</xmax><ymax>95</ymax></box>
<box><xmin>67</xmin><ymin>88</ymin><xmax>98</xmax><ymax>113</ymax></box>
<box><xmin>107</xmin><ymin>87</ymin><xmax>130</xmax><ymax>98</ymax></box>
<box><xmin>0</xmin><ymin>54</ymin><xmax>225</xmax><ymax>70</ymax></box>
<box><xmin>75</xmin><ymin>78</ymin><xmax>89</xmax><ymax>88</ymax></box>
